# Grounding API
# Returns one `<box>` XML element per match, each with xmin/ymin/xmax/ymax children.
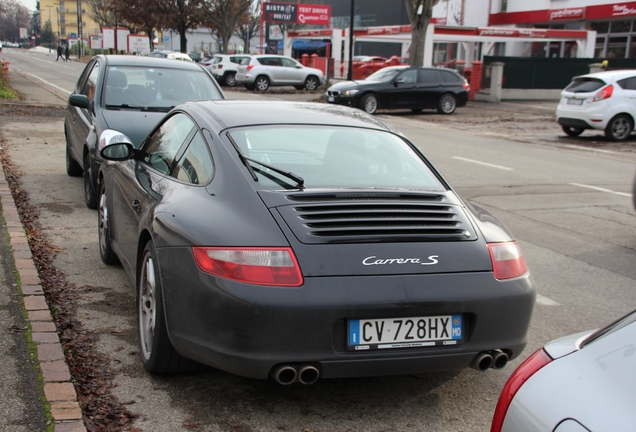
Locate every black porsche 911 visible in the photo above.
<box><xmin>97</xmin><ymin>100</ymin><xmax>535</xmax><ymax>384</ymax></box>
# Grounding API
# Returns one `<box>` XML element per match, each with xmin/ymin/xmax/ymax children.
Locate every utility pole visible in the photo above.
<box><xmin>77</xmin><ymin>0</ymin><xmax>83</xmax><ymax>58</ymax></box>
<box><xmin>347</xmin><ymin>0</ymin><xmax>355</xmax><ymax>80</ymax></box>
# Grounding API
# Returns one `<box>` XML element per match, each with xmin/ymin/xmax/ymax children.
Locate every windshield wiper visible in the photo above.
<box><xmin>243</xmin><ymin>156</ymin><xmax>305</xmax><ymax>189</ymax></box>
<box><xmin>224</xmin><ymin>132</ymin><xmax>304</xmax><ymax>189</ymax></box>
<box><xmin>105</xmin><ymin>103</ymin><xmax>146</xmax><ymax>110</ymax></box>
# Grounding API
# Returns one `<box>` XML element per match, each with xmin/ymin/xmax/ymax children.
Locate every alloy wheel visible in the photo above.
<box><xmin>139</xmin><ymin>254</ymin><xmax>157</xmax><ymax>361</ymax></box>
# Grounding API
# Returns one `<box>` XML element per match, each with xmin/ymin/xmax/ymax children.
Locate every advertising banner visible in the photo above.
<box><xmin>264</xmin><ymin>3</ymin><xmax>331</xmax><ymax>25</ymax></box>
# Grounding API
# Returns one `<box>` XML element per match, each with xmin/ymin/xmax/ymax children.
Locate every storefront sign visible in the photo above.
<box><xmin>587</xmin><ymin>2</ymin><xmax>636</xmax><ymax>19</ymax></box>
<box><xmin>297</xmin><ymin>5</ymin><xmax>331</xmax><ymax>25</ymax></box>
<box><xmin>264</xmin><ymin>3</ymin><xmax>297</xmax><ymax>23</ymax></box>
<box><xmin>549</xmin><ymin>8</ymin><xmax>585</xmax><ymax>21</ymax></box>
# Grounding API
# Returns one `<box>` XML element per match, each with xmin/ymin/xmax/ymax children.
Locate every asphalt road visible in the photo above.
<box><xmin>2</xmin><ymin>47</ymin><xmax>636</xmax><ymax>432</ymax></box>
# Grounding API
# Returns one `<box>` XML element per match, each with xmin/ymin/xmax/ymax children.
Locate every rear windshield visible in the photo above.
<box><xmin>227</xmin><ymin>126</ymin><xmax>446</xmax><ymax>190</ymax></box>
<box><xmin>565</xmin><ymin>77</ymin><xmax>606</xmax><ymax>93</ymax></box>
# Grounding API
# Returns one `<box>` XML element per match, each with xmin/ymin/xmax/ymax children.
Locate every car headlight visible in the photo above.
<box><xmin>343</xmin><ymin>89</ymin><xmax>359</xmax><ymax>96</ymax></box>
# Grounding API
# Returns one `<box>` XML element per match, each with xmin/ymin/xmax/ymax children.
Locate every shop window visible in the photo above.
<box><xmin>611</xmin><ymin>21</ymin><xmax>632</xmax><ymax>33</ymax></box>
<box><xmin>590</xmin><ymin>22</ymin><xmax>609</xmax><ymax>34</ymax></box>
<box><xmin>607</xmin><ymin>36</ymin><xmax>628</xmax><ymax>58</ymax></box>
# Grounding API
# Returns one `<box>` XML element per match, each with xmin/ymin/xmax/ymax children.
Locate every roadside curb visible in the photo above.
<box><xmin>0</xmin><ymin>174</ymin><xmax>86</xmax><ymax>431</ymax></box>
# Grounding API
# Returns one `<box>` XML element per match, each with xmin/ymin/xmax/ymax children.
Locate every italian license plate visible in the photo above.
<box><xmin>348</xmin><ymin>314</ymin><xmax>463</xmax><ymax>350</ymax></box>
<box><xmin>566</xmin><ymin>98</ymin><xmax>584</xmax><ymax>105</ymax></box>
<box><xmin>328</xmin><ymin>96</ymin><xmax>335</xmax><ymax>102</ymax></box>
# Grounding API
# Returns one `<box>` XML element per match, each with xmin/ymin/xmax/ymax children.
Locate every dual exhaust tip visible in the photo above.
<box><xmin>470</xmin><ymin>349</ymin><xmax>509</xmax><ymax>372</ymax></box>
<box><xmin>272</xmin><ymin>351</ymin><xmax>507</xmax><ymax>384</ymax></box>
<box><xmin>271</xmin><ymin>363</ymin><xmax>320</xmax><ymax>385</ymax></box>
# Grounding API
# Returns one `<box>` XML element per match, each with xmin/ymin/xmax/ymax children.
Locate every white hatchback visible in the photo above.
<box><xmin>556</xmin><ymin>69</ymin><xmax>636</xmax><ymax>141</ymax></box>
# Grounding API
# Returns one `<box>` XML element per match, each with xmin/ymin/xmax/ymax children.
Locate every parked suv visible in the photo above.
<box><xmin>209</xmin><ymin>54</ymin><xmax>251</xmax><ymax>86</ymax></box>
<box><xmin>236</xmin><ymin>55</ymin><xmax>325</xmax><ymax>91</ymax></box>
<box><xmin>556</xmin><ymin>70</ymin><xmax>636</xmax><ymax>141</ymax></box>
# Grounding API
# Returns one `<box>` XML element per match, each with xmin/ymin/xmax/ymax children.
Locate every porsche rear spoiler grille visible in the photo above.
<box><xmin>277</xmin><ymin>193</ymin><xmax>476</xmax><ymax>244</ymax></box>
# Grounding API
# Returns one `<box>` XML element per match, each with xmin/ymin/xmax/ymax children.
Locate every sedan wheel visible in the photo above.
<box><xmin>98</xmin><ymin>181</ymin><xmax>118</xmax><ymax>264</ymax></box>
<box><xmin>224</xmin><ymin>72</ymin><xmax>237</xmax><ymax>87</ymax></box>
<box><xmin>304</xmin><ymin>76</ymin><xmax>319</xmax><ymax>91</ymax></box>
<box><xmin>255</xmin><ymin>76</ymin><xmax>270</xmax><ymax>91</ymax></box>
<box><xmin>360</xmin><ymin>94</ymin><xmax>378</xmax><ymax>114</ymax></box>
<box><xmin>561</xmin><ymin>126</ymin><xmax>585</xmax><ymax>137</ymax></box>
<box><xmin>605</xmin><ymin>114</ymin><xmax>633</xmax><ymax>141</ymax></box>
<box><xmin>437</xmin><ymin>93</ymin><xmax>457</xmax><ymax>115</ymax></box>
<box><xmin>138</xmin><ymin>242</ymin><xmax>203</xmax><ymax>373</ymax></box>
<box><xmin>84</xmin><ymin>153</ymin><xmax>98</xmax><ymax>209</ymax></box>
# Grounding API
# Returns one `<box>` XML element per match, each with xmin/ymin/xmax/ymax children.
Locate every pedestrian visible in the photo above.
<box><xmin>65</xmin><ymin>44</ymin><xmax>70</xmax><ymax>62</ymax></box>
<box><xmin>56</xmin><ymin>44</ymin><xmax>63</xmax><ymax>61</ymax></box>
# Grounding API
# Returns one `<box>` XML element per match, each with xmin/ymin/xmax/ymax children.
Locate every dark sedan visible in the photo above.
<box><xmin>326</xmin><ymin>66</ymin><xmax>469</xmax><ymax>115</ymax></box>
<box><xmin>97</xmin><ymin>101</ymin><xmax>535</xmax><ymax>384</ymax></box>
<box><xmin>64</xmin><ymin>55</ymin><xmax>225</xmax><ymax>209</ymax></box>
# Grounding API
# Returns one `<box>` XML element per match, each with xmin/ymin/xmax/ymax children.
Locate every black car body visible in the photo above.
<box><xmin>64</xmin><ymin>55</ymin><xmax>224</xmax><ymax>209</ymax></box>
<box><xmin>98</xmin><ymin>101</ymin><xmax>535</xmax><ymax>383</ymax></box>
<box><xmin>326</xmin><ymin>66</ymin><xmax>470</xmax><ymax>115</ymax></box>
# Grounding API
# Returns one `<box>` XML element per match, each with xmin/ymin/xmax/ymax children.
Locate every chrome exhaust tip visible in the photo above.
<box><xmin>297</xmin><ymin>364</ymin><xmax>320</xmax><ymax>385</ymax></box>
<box><xmin>470</xmin><ymin>352</ymin><xmax>494</xmax><ymax>372</ymax></box>
<box><xmin>491</xmin><ymin>350</ymin><xmax>509</xmax><ymax>370</ymax></box>
<box><xmin>270</xmin><ymin>364</ymin><xmax>298</xmax><ymax>385</ymax></box>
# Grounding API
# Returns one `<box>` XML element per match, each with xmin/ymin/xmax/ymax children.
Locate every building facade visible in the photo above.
<box><xmin>39</xmin><ymin>0</ymin><xmax>100</xmax><ymax>44</ymax></box>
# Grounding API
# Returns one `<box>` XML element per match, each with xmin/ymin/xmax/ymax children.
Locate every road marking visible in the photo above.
<box><xmin>452</xmin><ymin>156</ymin><xmax>513</xmax><ymax>171</ymax></box>
<box><xmin>562</xmin><ymin>144</ymin><xmax>621</xmax><ymax>155</ymax></box>
<box><xmin>536</xmin><ymin>294</ymin><xmax>559</xmax><ymax>306</ymax></box>
<box><xmin>12</xmin><ymin>67</ymin><xmax>72</xmax><ymax>95</ymax></box>
<box><xmin>569</xmin><ymin>183</ymin><xmax>632</xmax><ymax>197</ymax></box>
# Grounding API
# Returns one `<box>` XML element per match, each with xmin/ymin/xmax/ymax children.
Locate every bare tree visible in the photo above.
<box><xmin>0</xmin><ymin>0</ymin><xmax>32</xmax><ymax>41</ymax></box>
<box><xmin>234</xmin><ymin>0</ymin><xmax>259</xmax><ymax>54</ymax></box>
<box><xmin>404</xmin><ymin>0</ymin><xmax>439</xmax><ymax>67</ymax></box>
<box><xmin>200</xmin><ymin>0</ymin><xmax>251</xmax><ymax>54</ymax></box>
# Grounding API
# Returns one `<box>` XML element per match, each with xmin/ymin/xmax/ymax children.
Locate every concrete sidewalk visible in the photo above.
<box><xmin>1</xmin><ymin>68</ymin><xmax>85</xmax><ymax>431</ymax></box>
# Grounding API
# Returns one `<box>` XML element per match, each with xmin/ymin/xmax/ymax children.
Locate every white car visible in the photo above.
<box><xmin>208</xmin><ymin>54</ymin><xmax>251</xmax><ymax>87</ymax></box>
<box><xmin>556</xmin><ymin>70</ymin><xmax>636</xmax><ymax>141</ymax></box>
<box><xmin>148</xmin><ymin>51</ymin><xmax>194</xmax><ymax>62</ymax></box>
<box><xmin>491</xmin><ymin>310</ymin><xmax>636</xmax><ymax>432</ymax></box>
<box><xmin>236</xmin><ymin>55</ymin><xmax>325</xmax><ymax>91</ymax></box>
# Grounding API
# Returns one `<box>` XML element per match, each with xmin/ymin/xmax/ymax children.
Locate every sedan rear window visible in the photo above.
<box><xmin>227</xmin><ymin>126</ymin><xmax>445</xmax><ymax>190</ymax></box>
<box><xmin>565</xmin><ymin>78</ymin><xmax>607</xmax><ymax>93</ymax></box>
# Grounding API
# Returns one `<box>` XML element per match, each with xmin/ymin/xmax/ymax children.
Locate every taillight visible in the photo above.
<box><xmin>246</xmin><ymin>64</ymin><xmax>254</xmax><ymax>71</ymax></box>
<box><xmin>192</xmin><ymin>247</ymin><xmax>303</xmax><ymax>286</ymax></box>
<box><xmin>487</xmin><ymin>242</ymin><xmax>527</xmax><ymax>280</ymax></box>
<box><xmin>463</xmin><ymin>80</ymin><xmax>470</xmax><ymax>91</ymax></box>
<box><xmin>593</xmin><ymin>84</ymin><xmax>613</xmax><ymax>101</ymax></box>
<box><xmin>490</xmin><ymin>348</ymin><xmax>552</xmax><ymax>432</ymax></box>
<box><xmin>218</xmin><ymin>65</ymin><xmax>223</xmax><ymax>69</ymax></box>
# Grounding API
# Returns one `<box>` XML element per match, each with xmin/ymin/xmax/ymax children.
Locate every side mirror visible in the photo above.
<box><xmin>295</xmin><ymin>64</ymin><xmax>303</xmax><ymax>69</ymax></box>
<box><xmin>98</xmin><ymin>129</ymin><xmax>134</xmax><ymax>161</ymax></box>
<box><xmin>68</xmin><ymin>94</ymin><xmax>89</xmax><ymax>109</ymax></box>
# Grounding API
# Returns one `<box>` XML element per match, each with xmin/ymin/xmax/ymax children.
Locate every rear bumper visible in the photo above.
<box><xmin>557</xmin><ymin>117</ymin><xmax>592</xmax><ymax>129</ymax></box>
<box><xmin>158</xmin><ymin>246</ymin><xmax>535</xmax><ymax>380</ymax></box>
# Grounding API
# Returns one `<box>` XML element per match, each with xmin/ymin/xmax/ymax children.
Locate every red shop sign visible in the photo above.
<box><xmin>297</xmin><ymin>4</ymin><xmax>331</xmax><ymax>26</ymax></box>
<box><xmin>587</xmin><ymin>2</ymin><xmax>636</xmax><ymax>19</ymax></box>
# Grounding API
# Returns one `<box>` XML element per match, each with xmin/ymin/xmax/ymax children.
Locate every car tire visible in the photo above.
<box><xmin>437</xmin><ymin>93</ymin><xmax>457</xmax><ymax>115</ymax></box>
<box><xmin>255</xmin><ymin>76</ymin><xmax>270</xmax><ymax>91</ymax></box>
<box><xmin>605</xmin><ymin>114</ymin><xmax>633</xmax><ymax>141</ymax></box>
<box><xmin>66</xmin><ymin>135</ymin><xmax>83</xmax><ymax>177</ymax></box>
<box><xmin>224</xmin><ymin>72</ymin><xmax>237</xmax><ymax>87</ymax></box>
<box><xmin>98</xmin><ymin>180</ymin><xmax>119</xmax><ymax>265</ymax></box>
<box><xmin>138</xmin><ymin>241</ymin><xmax>203</xmax><ymax>373</ymax></box>
<box><xmin>562</xmin><ymin>126</ymin><xmax>585</xmax><ymax>137</ymax></box>
<box><xmin>360</xmin><ymin>94</ymin><xmax>378</xmax><ymax>114</ymax></box>
<box><xmin>304</xmin><ymin>76</ymin><xmax>320</xmax><ymax>91</ymax></box>
<box><xmin>84</xmin><ymin>152</ymin><xmax>98</xmax><ymax>209</ymax></box>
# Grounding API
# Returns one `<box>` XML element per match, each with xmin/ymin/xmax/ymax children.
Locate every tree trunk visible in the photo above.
<box><xmin>409</xmin><ymin>15</ymin><xmax>429</xmax><ymax>67</ymax></box>
<box><xmin>178</xmin><ymin>0</ymin><xmax>187</xmax><ymax>53</ymax></box>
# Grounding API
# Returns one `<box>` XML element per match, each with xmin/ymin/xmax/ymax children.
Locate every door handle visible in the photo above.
<box><xmin>132</xmin><ymin>199</ymin><xmax>141</xmax><ymax>213</ymax></box>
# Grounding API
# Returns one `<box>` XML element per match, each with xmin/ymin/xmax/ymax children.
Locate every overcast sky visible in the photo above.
<box><xmin>21</xmin><ymin>0</ymin><xmax>37</xmax><ymax>13</ymax></box>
